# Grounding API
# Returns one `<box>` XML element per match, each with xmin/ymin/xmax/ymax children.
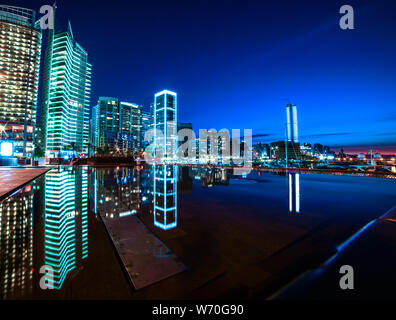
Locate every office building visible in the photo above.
<box><xmin>41</xmin><ymin>13</ymin><xmax>92</xmax><ymax>157</ymax></box>
<box><xmin>96</xmin><ymin>97</ymin><xmax>142</xmax><ymax>154</ymax></box>
<box><xmin>0</xmin><ymin>5</ymin><xmax>42</xmax><ymax>157</ymax></box>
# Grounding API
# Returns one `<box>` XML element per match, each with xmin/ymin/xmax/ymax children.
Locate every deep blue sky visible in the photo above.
<box><xmin>12</xmin><ymin>0</ymin><xmax>396</xmax><ymax>152</ymax></box>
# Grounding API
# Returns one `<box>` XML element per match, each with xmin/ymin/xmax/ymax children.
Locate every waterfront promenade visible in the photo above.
<box><xmin>0</xmin><ymin>167</ymin><xmax>50</xmax><ymax>199</ymax></box>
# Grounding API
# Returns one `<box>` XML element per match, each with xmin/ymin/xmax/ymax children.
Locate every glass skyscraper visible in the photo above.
<box><xmin>0</xmin><ymin>5</ymin><xmax>42</xmax><ymax>157</ymax></box>
<box><xmin>154</xmin><ymin>90</ymin><xmax>177</xmax><ymax>161</ymax></box>
<box><xmin>41</xmin><ymin>11</ymin><xmax>92</xmax><ymax>157</ymax></box>
<box><xmin>96</xmin><ymin>97</ymin><xmax>142</xmax><ymax>153</ymax></box>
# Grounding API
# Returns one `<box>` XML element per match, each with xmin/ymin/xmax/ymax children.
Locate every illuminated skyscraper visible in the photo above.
<box><xmin>96</xmin><ymin>97</ymin><xmax>142</xmax><ymax>153</ymax></box>
<box><xmin>43</xmin><ymin>167</ymin><xmax>88</xmax><ymax>289</ymax></box>
<box><xmin>119</xmin><ymin>102</ymin><xmax>142</xmax><ymax>153</ymax></box>
<box><xmin>154</xmin><ymin>90</ymin><xmax>177</xmax><ymax>161</ymax></box>
<box><xmin>41</xmin><ymin>10</ymin><xmax>92</xmax><ymax>157</ymax></box>
<box><xmin>286</xmin><ymin>103</ymin><xmax>298</xmax><ymax>143</ymax></box>
<box><xmin>89</xmin><ymin>103</ymin><xmax>99</xmax><ymax>155</ymax></box>
<box><xmin>153</xmin><ymin>164</ymin><xmax>177</xmax><ymax>230</ymax></box>
<box><xmin>0</xmin><ymin>5</ymin><xmax>42</xmax><ymax>157</ymax></box>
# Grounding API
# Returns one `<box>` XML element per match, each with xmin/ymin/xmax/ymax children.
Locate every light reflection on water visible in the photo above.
<box><xmin>0</xmin><ymin>165</ymin><xmax>395</xmax><ymax>299</ymax></box>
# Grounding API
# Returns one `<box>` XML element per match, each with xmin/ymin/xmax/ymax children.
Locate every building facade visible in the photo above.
<box><xmin>286</xmin><ymin>103</ymin><xmax>298</xmax><ymax>143</ymax></box>
<box><xmin>96</xmin><ymin>97</ymin><xmax>142</xmax><ymax>154</ymax></box>
<box><xmin>153</xmin><ymin>90</ymin><xmax>177</xmax><ymax>161</ymax></box>
<box><xmin>41</xmin><ymin>17</ymin><xmax>92</xmax><ymax>157</ymax></box>
<box><xmin>0</xmin><ymin>5</ymin><xmax>42</xmax><ymax>157</ymax></box>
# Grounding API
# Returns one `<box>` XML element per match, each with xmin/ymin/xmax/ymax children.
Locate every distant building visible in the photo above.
<box><xmin>313</xmin><ymin>143</ymin><xmax>324</xmax><ymax>156</ymax></box>
<box><xmin>286</xmin><ymin>104</ymin><xmax>298</xmax><ymax>143</ymax></box>
<box><xmin>89</xmin><ymin>103</ymin><xmax>99</xmax><ymax>154</ymax></box>
<box><xmin>253</xmin><ymin>143</ymin><xmax>270</xmax><ymax>160</ymax></box>
<box><xmin>96</xmin><ymin>97</ymin><xmax>142</xmax><ymax>154</ymax></box>
<box><xmin>300</xmin><ymin>143</ymin><xmax>313</xmax><ymax>157</ymax></box>
<box><xmin>41</xmin><ymin>17</ymin><xmax>92</xmax><ymax>157</ymax></box>
<box><xmin>141</xmin><ymin>111</ymin><xmax>151</xmax><ymax>149</ymax></box>
<box><xmin>270</xmin><ymin>141</ymin><xmax>301</xmax><ymax>160</ymax></box>
<box><xmin>0</xmin><ymin>5</ymin><xmax>42</xmax><ymax>157</ymax></box>
<box><xmin>177</xmin><ymin>122</ymin><xmax>193</xmax><ymax>158</ymax></box>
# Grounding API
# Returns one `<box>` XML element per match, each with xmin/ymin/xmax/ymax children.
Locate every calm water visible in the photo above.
<box><xmin>1</xmin><ymin>165</ymin><xmax>395</xmax><ymax>299</ymax></box>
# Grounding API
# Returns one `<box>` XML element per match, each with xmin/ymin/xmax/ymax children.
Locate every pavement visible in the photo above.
<box><xmin>0</xmin><ymin>167</ymin><xmax>50</xmax><ymax>199</ymax></box>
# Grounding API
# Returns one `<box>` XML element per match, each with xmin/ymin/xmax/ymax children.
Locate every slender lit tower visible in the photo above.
<box><xmin>286</xmin><ymin>103</ymin><xmax>298</xmax><ymax>143</ymax></box>
<box><xmin>153</xmin><ymin>90</ymin><xmax>177</xmax><ymax>161</ymax></box>
<box><xmin>41</xmin><ymin>6</ymin><xmax>92</xmax><ymax>157</ymax></box>
<box><xmin>0</xmin><ymin>5</ymin><xmax>42</xmax><ymax>157</ymax></box>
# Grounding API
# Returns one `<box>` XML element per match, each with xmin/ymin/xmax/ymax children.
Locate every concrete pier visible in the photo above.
<box><xmin>99</xmin><ymin>212</ymin><xmax>186</xmax><ymax>290</ymax></box>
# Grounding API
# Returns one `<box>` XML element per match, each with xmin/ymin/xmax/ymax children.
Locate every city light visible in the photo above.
<box><xmin>0</xmin><ymin>141</ymin><xmax>13</xmax><ymax>157</ymax></box>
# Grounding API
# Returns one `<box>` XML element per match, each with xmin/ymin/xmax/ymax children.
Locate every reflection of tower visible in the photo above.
<box><xmin>43</xmin><ymin>167</ymin><xmax>88</xmax><ymax>289</ymax></box>
<box><xmin>96</xmin><ymin>167</ymin><xmax>141</xmax><ymax>218</ymax></box>
<box><xmin>153</xmin><ymin>165</ymin><xmax>178</xmax><ymax>230</ymax></box>
<box><xmin>286</xmin><ymin>104</ymin><xmax>298</xmax><ymax>143</ymax></box>
<box><xmin>0</xmin><ymin>185</ymin><xmax>35</xmax><ymax>299</ymax></box>
<box><xmin>154</xmin><ymin>90</ymin><xmax>177</xmax><ymax>161</ymax></box>
<box><xmin>288</xmin><ymin>173</ymin><xmax>300</xmax><ymax>213</ymax></box>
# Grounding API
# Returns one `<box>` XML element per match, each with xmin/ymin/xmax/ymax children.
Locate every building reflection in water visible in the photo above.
<box><xmin>95</xmin><ymin>167</ymin><xmax>141</xmax><ymax>218</ymax></box>
<box><xmin>0</xmin><ymin>184</ymin><xmax>35</xmax><ymax>299</ymax></box>
<box><xmin>288</xmin><ymin>173</ymin><xmax>300</xmax><ymax>213</ymax></box>
<box><xmin>43</xmin><ymin>167</ymin><xmax>88</xmax><ymax>289</ymax></box>
<box><xmin>153</xmin><ymin>165</ymin><xmax>178</xmax><ymax>230</ymax></box>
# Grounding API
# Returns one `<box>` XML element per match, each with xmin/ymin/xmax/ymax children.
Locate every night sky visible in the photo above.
<box><xmin>10</xmin><ymin>0</ymin><xmax>396</xmax><ymax>153</ymax></box>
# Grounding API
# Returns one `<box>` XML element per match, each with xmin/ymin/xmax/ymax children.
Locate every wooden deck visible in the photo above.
<box><xmin>0</xmin><ymin>167</ymin><xmax>49</xmax><ymax>199</ymax></box>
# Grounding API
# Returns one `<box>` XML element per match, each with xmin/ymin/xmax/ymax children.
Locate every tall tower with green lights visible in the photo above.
<box><xmin>41</xmin><ymin>7</ymin><xmax>92</xmax><ymax>157</ymax></box>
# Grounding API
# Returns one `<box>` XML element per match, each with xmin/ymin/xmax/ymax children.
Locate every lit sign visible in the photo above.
<box><xmin>0</xmin><ymin>141</ymin><xmax>13</xmax><ymax>157</ymax></box>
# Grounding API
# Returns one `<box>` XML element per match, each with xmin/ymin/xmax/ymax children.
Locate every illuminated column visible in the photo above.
<box><xmin>154</xmin><ymin>90</ymin><xmax>177</xmax><ymax>162</ymax></box>
<box><xmin>153</xmin><ymin>164</ymin><xmax>178</xmax><ymax>230</ymax></box>
<box><xmin>288</xmin><ymin>173</ymin><xmax>300</xmax><ymax>213</ymax></box>
<box><xmin>286</xmin><ymin>104</ymin><xmax>298</xmax><ymax>143</ymax></box>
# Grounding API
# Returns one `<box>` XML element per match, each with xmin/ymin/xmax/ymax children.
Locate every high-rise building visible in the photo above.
<box><xmin>89</xmin><ymin>103</ymin><xmax>99</xmax><ymax>155</ymax></box>
<box><xmin>96</xmin><ymin>97</ymin><xmax>142</xmax><ymax>153</ymax></box>
<box><xmin>97</xmin><ymin>97</ymin><xmax>119</xmax><ymax>151</ymax></box>
<box><xmin>286</xmin><ymin>103</ymin><xmax>298</xmax><ymax>143</ymax></box>
<box><xmin>41</xmin><ymin>11</ymin><xmax>92</xmax><ymax>158</ymax></box>
<box><xmin>153</xmin><ymin>90</ymin><xmax>177</xmax><ymax>161</ymax></box>
<box><xmin>0</xmin><ymin>5</ymin><xmax>42</xmax><ymax>157</ymax></box>
<box><xmin>119</xmin><ymin>102</ymin><xmax>142</xmax><ymax>152</ymax></box>
<box><xmin>141</xmin><ymin>111</ymin><xmax>151</xmax><ymax>149</ymax></box>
